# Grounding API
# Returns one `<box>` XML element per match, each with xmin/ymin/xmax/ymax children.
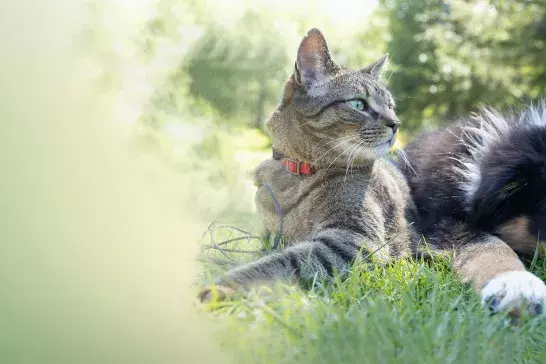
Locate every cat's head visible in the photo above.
<box><xmin>266</xmin><ymin>28</ymin><xmax>398</xmax><ymax>168</ymax></box>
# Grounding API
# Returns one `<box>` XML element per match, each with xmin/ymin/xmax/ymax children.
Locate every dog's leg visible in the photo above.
<box><xmin>453</xmin><ymin>231</ymin><xmax>546</xmax><ymax>318</ymax></box>
<box><xmin>423</xmin><ymin>219</ymin><xmax>546</xmax><ymax>318</ymax></box>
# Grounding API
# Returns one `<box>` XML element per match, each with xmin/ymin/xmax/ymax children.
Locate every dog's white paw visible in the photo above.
<box><xmin>481</xmin><ymin>271</ymin><xmax>546</xmax><ymax>318</ymax></box>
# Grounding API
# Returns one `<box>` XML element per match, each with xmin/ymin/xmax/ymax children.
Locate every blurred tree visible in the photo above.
<box><xmin>382</xmin><ymin>0</ymin><xmax>546</xmax><ymax>133</ymax></box>
<box><xmin>128</xmin><ymin>0</ymin><xmax>297</xmax><ymax>223</ymax></box>
<box><xmin>381</xmin><ymin>0</ymin><xmax>445</xmax><ymax>131</ymax></box>
<box><xmin>335</xmin><ymin>6</ymin><xmax>391</xmax><ymax>71</ymax></box>
<box><xmin>135</xmin><ymin>0</ymin><xmax>209</xmax><ymax>130</ymax></box>
<box><xmin>185</xmin><ymin>10</ymin><xmax>288</xmax><ymax>129</ymax></box>
<box><xmin>136</xmin><ymin>0</ymin><xmax>546</xmax><ymax>136</ymax></box>
<box><xmin>138</xmin><ymin>5</ymin><xmax>288</xmax><ymax>131</ymax></box>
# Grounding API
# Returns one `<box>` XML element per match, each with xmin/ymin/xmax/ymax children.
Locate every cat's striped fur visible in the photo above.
<box><xmin>199</xmin><ymin>29</ymin><xmax>418</xmax><ymax>301</ymax></box>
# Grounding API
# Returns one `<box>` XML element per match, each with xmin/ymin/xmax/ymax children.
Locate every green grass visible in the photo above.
<box><xmin>201</xmin><ymin>254</ymin><xmax>546</xmax><ymax>364</ymax></box>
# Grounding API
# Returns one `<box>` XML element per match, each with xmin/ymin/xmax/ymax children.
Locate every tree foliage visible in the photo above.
<box><xmin>186</xmin><ymin>11</ymin><xmax>288</xmax><ymax>128</ymax></box>
<box><xmin>136</xmin><ymin>0</ymin><xmax>546</xmax><ymax>135</ymax></box>
<box><xmin>384</xmin><ymin>0</ymin><xmax>546</xmax><ymax>132</ymax></box>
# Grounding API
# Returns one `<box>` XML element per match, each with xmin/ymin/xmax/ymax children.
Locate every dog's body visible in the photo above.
<box><xmin>399</xmin><ymin>104</ymin><xmax>546</xmax><ymax>317</ymax></box>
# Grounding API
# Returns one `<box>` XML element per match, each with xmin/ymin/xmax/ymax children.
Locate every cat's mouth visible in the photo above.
<box><xmin>374</xmin><ymin>133</ymin><xmax>396</xmax><ymax>148</ymax></box>
<box><xmin>372</xmin><ymin>133</ymin><xmax>397</xmax><ymax>155</ymax></box>
<box><xmin>340</xmin><ymin>132</ymin><xmax>397</xmax><ymax>160</ymax></box>
<box><xmin>374</xmin><ymin>138</ymin><xmax>392</xmax><ymax>148</ymax></box>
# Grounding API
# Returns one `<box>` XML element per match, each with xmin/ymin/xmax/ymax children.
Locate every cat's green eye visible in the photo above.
<box><xmin>348</xmin><ymin>99</ymin><xmax>368</xmax><ymax>111</ymax></box>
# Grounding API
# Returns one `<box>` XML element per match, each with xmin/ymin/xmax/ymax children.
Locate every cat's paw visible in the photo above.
<box><xmin>481</xmin><ymin>271</ymin><xmax>546</xmax><ymax>319</ymax></box>
<box><xmin>197</xmin><ymin>284</ymin><xmax>237</xmax><ymax>303</ymax></box>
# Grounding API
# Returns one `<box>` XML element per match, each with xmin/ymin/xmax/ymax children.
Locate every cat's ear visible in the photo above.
<box><xmin>361</xmin><ymin>54</ymin><xmax>389</xmax><ymax>78</ymax></box>
<box><xmin>295</xmin><ymin>28</ymin><xmax>338</xmax><ymax>89</ymax></box>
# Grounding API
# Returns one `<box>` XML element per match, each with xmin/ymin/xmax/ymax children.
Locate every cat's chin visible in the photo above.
<box><xmin>372</xmin><ymin>136</ymin><xmax>395</xmax><ymax>157</ymax></box>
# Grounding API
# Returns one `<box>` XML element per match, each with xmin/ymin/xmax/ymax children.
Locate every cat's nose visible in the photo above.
<box><xmin>382</xmin><ymin>109</ymin><xmax>399</xmax><ymax>133</ymax></box>
<box><xmin>385</xmin><ymin>119</ymin><xmax>399</xmax><ymax>133</ymax></box>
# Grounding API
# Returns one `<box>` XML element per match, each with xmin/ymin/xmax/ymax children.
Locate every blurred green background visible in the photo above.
<box><xmin>87</xmin><ymin>0</ymin><xmax>545</xmax><ymax>224</ymax></box>
<box><xmin>1</xmin><ymin>0</ymin><xmax>545</xmax><ymax>363</ymax></box>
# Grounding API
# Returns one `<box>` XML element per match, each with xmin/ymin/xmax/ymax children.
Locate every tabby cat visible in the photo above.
<box><xmin>198</xmin><ymin>28</ymin><xmax>418</xmax><ymax>302</ymax></box>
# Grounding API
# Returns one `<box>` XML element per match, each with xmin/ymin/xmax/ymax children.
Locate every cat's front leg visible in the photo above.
<box><xmin>197</xmin><ymin>285</ymin><xmax>237</xmax><ymax>303</ymax></box>
<box><xmin>198</xmin><ymin>229</ymin><xmax>367</xmax><ymax>302</ymax></box>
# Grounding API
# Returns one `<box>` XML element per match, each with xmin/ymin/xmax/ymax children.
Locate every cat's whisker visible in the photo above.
<box><xmin>396</xmin><ymin>148</ymin><xmax>418</xmax><ymax>177</ymax></box>
<box><xmin>344</xmin><ymin>141</ymin><xmax>365</xmax><ymax>182</ymax></box>
<box><xmin>344</xmin><ymin>143</ymin><xmax>357</xmax><ymax>173</ymax></box>
<box><xmin>312</xmin><ymin>135</ymin><xmax>358</xmax><ymax>166</ymax></box>
<box><xmin>386</xmin><ymin>64</ymin><xmax>400</xmax><ymax>84</ymax></box>
<box><xmin>343</xmin><ymin>145</ymin><xmax>357</xmax><ymax>182</ymax></box>
<box><xmin>345</xmin><ymin>143</ymin><xmax>361</xmax><ymax>181</ymax></box>
<box><xmin>311</xmin><ymin>134</ymin><xmax>356</xmax><ymax>154</ymax></box>
<box><xmin>351</xmin><ymin>143</ymin><xmax>367</xmax><ymax>179</ymax></box>
<box><xmin>343</xmin><ymin>141</ymin><xmax>366</xmax><ymax>183</ymax></box>
<box><xmin>343</xmin><ymin>141</ymin><xmax>364</xmax><ymax>182</ymax></box>
<box><xmin>313</xmin><ymin>140</ymin><xmax>353</xmax><ymax>166</ymax></box>
<box><xmin>323</xmin><ymin>139</ymin><xmax>359</xmax><ymax>174</ymax></box>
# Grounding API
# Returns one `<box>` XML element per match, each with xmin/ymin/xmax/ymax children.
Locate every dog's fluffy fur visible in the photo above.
<box><xmin>399</xmin><ymin>102</ymin><xmax>546</xmax><ymax>317</ymax></box>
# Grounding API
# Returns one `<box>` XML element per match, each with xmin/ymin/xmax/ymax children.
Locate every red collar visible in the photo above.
<box><xmin>273</xmin><ymin>149</ymin><xmax>314</xmax><ymax>175</ymax></box>
<box><xmin>282</xmin><ymin>159</ymin><xmax>314</xmax><ymax>175</ymax></box>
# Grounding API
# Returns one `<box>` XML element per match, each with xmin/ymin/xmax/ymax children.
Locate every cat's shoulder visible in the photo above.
<box><xmin>253</xmin><ymin>158</ymin><xmax>283</xmax><ymax>186</ymax></box>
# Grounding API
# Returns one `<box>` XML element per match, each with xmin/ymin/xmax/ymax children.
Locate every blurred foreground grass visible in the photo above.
<box><xmin>0</xmin><ymin>1</ymin><xmax>228</xmax><ymax>363</ymax></box>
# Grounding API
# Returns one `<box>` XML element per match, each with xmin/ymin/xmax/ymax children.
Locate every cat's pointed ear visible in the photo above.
<box><xmin>295</xmin><ymin>28</ymin><xmax>338</xmax><ymax>89</ymax></box>
<box><xmin>361</xmin><ymin>54</ymin><xmax>389</xmax><ymax>78</ymax></box>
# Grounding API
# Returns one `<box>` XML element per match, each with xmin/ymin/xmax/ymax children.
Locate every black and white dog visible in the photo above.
<box><xmin>399</xmin><ymin>102</ymin><xmax>546</xmax><ymax>318</ymax></box>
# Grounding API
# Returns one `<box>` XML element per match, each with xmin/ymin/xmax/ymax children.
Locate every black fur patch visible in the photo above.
<box><xmin>397</xmin><ymin>104</ymin><xmax>546</xmax><ymax>252</ymax></box>
<box><xmin>469</xmin><ymin>127</ymin><xmax>546</xmax><ymax>230</ymax></box>
<box><xmin>320</xmin><ymin>236</ymin><xmax>355</xmax><ymax>263</ymax></box>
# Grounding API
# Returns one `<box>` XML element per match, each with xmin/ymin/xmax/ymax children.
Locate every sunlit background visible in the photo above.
<box><xmin>86</xmin><ymin>0</ymin><xmax>545</xmax><ymax>224</ymax></box>
<box><xmin>1</xmin><ymin>0</ymin><xmax>544</xmax><ymax>362</ymax></box>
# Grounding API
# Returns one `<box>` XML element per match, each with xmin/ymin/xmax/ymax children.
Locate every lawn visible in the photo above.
<box><xmin>195</xmin><ymin>134</ymin><xmax>546</xmax><ymax>364</ymax></box>
<box><xmin>200</xmin><ymin>235</ymin><xmax>546</xmax><ymax>364</ymax></box>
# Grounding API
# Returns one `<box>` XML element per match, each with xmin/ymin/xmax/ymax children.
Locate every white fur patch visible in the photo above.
<box><xmin>336</xmin><ymin>139</ymin><xmax>377</xmax><ymax>164</ymax></box>
<box><xmin>481</xmin><ymin>271</ymin><xmax>546</xmax><ymax>316</ymax></box>
<box><xmin>527</xmin><ymin>100</ymin><xmax>546</xmax><ymax>127</ymax></box>
<box><xmin>372</xmin><ymin>142</ymin><xmax>391</xmax><ymax>158</ymax></box>
<box><xmin>453</xmin><ymin>101</ymin><xmax>546</xmax><ymax>209</ymax></box>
